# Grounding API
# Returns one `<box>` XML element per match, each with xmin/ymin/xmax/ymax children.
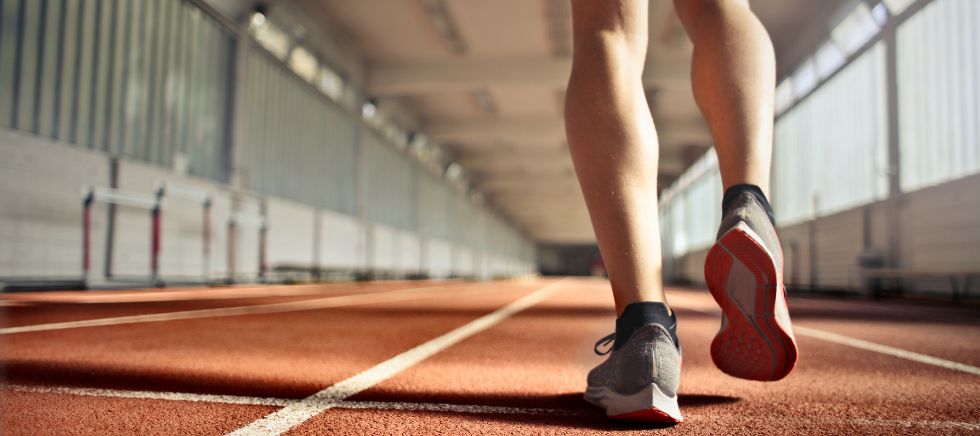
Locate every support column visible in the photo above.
<box><xmin>883</xmin><ymin>17</ymin><xmax>903</xmax><ymax>269</ymax></box>
<box><xmin>226</xmin><ymin>20</ymin><xmax>248</xmax><ymax>189</ymax></box>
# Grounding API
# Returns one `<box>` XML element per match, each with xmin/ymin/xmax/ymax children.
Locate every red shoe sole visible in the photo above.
<box><xmin>609</xmin><ymin>407</ymin><xmax>683</xmax><ymax>424</ymax></box>
<box><xmin>705</xmin><ymin>226</ymin><xmax>798</xmax><ymax>381</ymax></box>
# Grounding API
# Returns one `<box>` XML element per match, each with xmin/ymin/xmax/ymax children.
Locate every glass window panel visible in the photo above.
<box><xmin>897</xmin><ymin>0</ymin><xmax>980</xmax><ymax>190</ymax></box>
<box><xmin>55</xmin><ymin>0</ymin><xmax>80</xmax><ymax>141</ymax></box>
<box><xmin>105</xmin><ymin>0</ymin><xmax>129</xmax><ymax>154</ymax></box>
<box><xmin>0</xmin><ymin>0</ymin><xmax>22</xmax><ymax>128</ymax></box>
<box><xmin>89</xmin><ymin>0</ymin><xmax>113</xmax><ymax>150</ymax></box>
<box><xmin>72</xmin><ymin>0</ymin><xmax>97</xmax><ymax>146</ymax></box>
<box><xmin>37</xmin><ymin>0</ymin><xmax>63</xmax><ymax>138</ymax></box>
<box><xmin>773</xmin><ymin>43</ymin><xmax>888</xmax><ymax>224</ymax></box>
<box><xmin>14</xmin><ymin>0</ymin><xmax>40</xmax><ymax>132</ymax></box>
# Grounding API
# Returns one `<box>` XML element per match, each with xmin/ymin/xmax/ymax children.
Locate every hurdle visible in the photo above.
<box><xmin>156</xmin><ymin>183</ymin><xmax>213</xmax><ymax>284</ymax></box>
<box><xmin>82</xmin><ymin>187</ymin><xmax>161</xmax><ymax>286</ymax></box>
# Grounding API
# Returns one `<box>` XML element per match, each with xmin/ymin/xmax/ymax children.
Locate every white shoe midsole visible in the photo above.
<box><xmin>584</xmin><ymin>383</ymin><xmax>682</xmax><ymax>420</ymax></box>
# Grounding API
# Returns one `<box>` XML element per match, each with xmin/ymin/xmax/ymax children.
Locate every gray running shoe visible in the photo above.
<box><xmin>705</xmin><ymin>191</ymin><xmax>798</xmax><ymax>381</ymax></box>
<box><xmin>585</xmin><ymin>320</ymin><xmax>683</xmax><ymax>423</ymax></box>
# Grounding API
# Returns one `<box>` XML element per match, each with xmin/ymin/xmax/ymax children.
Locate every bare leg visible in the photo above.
<box><xmin>565</xmin><ymin>0</ymin><xmax>665</xmax><ymax>315</ymax></box>
<box><xmin>676</xmin><ymin>0</ymin><xmax>799</xmax><ymax>381</ymax></box>
<box><xmin>675</xmin><ymin>0</ymin><xmax>776</xmax><ymax>194</ymax></box>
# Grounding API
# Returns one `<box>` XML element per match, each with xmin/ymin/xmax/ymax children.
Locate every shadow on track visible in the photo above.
<box><xmin>347</xmin><ymin>390</ymin><xmax>739</xmax><ymax>431</ymax></box>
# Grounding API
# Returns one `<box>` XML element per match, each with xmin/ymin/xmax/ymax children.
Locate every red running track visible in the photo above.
<box><xmin>1</xmin><ymin>278</ymin><xmax>978</xmax><ymax>435</ymax></box>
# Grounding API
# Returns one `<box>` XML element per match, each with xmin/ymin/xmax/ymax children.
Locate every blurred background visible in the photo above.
<box><xmin>0</xmin><ymin>0</ymin><xmax>976</xmax><ymax>300</ymax></box>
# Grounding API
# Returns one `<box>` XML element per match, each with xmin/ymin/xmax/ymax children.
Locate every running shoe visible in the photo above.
<box><xmin>585</xmin><ymin>302</ymin><xmax>683</xmax><ymax>424</ymax></box>
<box><xmin>704</xmin><ymin>191</ymin><xmax>798</xmax><ymax>381</ymax></box>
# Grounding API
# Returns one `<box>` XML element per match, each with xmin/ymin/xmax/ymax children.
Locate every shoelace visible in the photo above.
<box><xmin>593</xmin><ymin>333</ymin><xmax>615</xmax><ymax>355</ymax></box>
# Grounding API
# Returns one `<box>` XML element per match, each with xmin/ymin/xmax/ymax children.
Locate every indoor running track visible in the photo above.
<box><xmin>1</xmin><ymin>278</ymin><xmax>978</xmax><ymax>435</ymax></box>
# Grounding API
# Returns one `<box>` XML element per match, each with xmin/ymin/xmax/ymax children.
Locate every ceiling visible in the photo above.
<box><xmin>208</xmin><ymin>0</ymin><xmax>846</xmax><ymax>244</ymax></box>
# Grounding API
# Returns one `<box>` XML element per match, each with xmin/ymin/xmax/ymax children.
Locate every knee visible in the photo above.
<box><xmin>673</xmin><ymin>0</ymin><xmax>749</xmax><ymax>30</ymax></box>
<box><xmin>570</xmin><ymin>1</ymin><xmax>648</xmax><ymax>68</ymax></box>
<box><xmin>572</xmin><ymin>28</ymin><xmax>647</xmax><ymax>64</ymax></box>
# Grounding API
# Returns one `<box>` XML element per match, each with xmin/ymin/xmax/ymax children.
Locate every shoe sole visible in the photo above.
<box><xmin>584</xmin><ymin>383</ymin><xmax>683</xmax><ymax>424</ymax></box>
<box><xmin>704</xmin><ymin>223</ymin><xmax>798</xmax><ymax>381</ymax></box>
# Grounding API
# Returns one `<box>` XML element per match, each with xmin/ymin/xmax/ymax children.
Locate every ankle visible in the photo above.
<box><xmin>614</xmin><ymin>302</ymin><xmax>679</xmax><ymax>350</ymax></box>
<box><xmin>722</xmin><ymin>183</ymin><xmax>775</xmax><ymax>225</ymax></box>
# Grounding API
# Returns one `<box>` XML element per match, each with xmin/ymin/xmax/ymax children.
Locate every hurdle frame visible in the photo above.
<box><xmin>156</xmin><ymin>182</ymin><xmax>214</xmax><ymax>284</ymax></box>
<box><xmin>81</xmin><ymin>186</ymin><xmax>160</xmax><ymax>287</ymax></box>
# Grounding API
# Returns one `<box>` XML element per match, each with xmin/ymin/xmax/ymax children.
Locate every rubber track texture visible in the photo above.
<box><xmin>704</xmin><ymin>226</ymin><xmax>798</xmax><ymax>381</ymax></box>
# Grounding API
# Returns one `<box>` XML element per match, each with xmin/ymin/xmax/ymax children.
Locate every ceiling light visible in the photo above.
<box><xmin>250</xmin><ymin>12</ymin><xmax>266</xmax><ymax>28</ymax></box>
<box><xmin>361</xmin><ymin>99</ymin><xmax>377</xmax><ymax>120</ymax></box>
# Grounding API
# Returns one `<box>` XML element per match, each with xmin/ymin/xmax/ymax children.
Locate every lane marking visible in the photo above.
<box><xmin>7</xmin><ymin>384</ymin><xmax>292</xmax><ymax>407</ymax></box>
<box><xmin>5</xmin><ymin>383</ymin><xmax>586</xmax><ymax>417</ymax></box>
<box><xmin>0</xmin><ymin>283</ymin><xmax>479</xmax><ymax>335</ymax></box>
<box><xmin>227</xmin><ymin>279</ymin><xmax>569</xmax><ymax>435</ymax></box>
<box><xmin>791</xmin><ymin>326</ymin><xmax>980</xmax><ymax>376</ymax></box>
<box><xmin>7</xmin><ymin>384</ymin><xmax>979</xmax><ymax>430</ymax></box>
<box><xmin>668</xmin><ymin>295</ymin><xmax>980</xmax><ymax>376</ymax></box>
<box><xmin>1</xmin><ymin>281</ymin><xmax>451</xmax><ymax>305</ymax></box>
<box><xmin>1</xmin><ymin>286</ymin><xmax>336</xmax><ymax>304</ymax></box>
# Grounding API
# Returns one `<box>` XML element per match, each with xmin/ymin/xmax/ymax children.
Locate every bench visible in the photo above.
<box><xmin>860</xmin><ymin>268</ymin><xmax>980</xmax><ymax>301</ymax></box>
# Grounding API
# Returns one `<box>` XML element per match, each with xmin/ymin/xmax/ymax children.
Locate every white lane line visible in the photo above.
<box><xmin>0</xmin><ymin>283</ymin><xmax>468</xmax><ymax>335</ymax></box>
<box><xmin>668</xmin><ymin>295</ymin><xmax>980</xmax><ymax>377</ymax></box>
<box><xmin>227</xmin><ymin>279</ymin><xmax>569</xmax><ymax>436</ymax></box>
<box><xmin>1</xmin><ymin>281</ymin><xmax>449</xmax><ymax>305</ymax></box>
<box><xmin>6</xmin><ymin>384</ymin><xmax>293</xmax><ymax>407</ymax></box>
<box><xmin>2</xmin><ymin>286</ymin><xmax>332</xmax><ymax>304</ymax></box>
<box><xmin>5</xmin><ymin>383</ymin><xmax>585</xmax><ymax>417</ymax></box>
<box><xmin>792</xmin><ymin>326</ymin><xmax>980</xmax><ymax>376</ymax></box>
<box><xmin>8</xmin><ymin>384</ymin><xmax>980</xmax><ymax>430</ymax></box>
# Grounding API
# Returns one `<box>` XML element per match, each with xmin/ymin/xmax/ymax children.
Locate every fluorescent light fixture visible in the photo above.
<box><xmin>871</xmin><ymin>2</ymin><xmax>889</xmax><ymax>25</ymax></box>
<box><xmin>831</xmin><ymin>3</ymin><xmax>880</xmax><ymax>55</ymax></box>
<box><xmin>288</xmin><ymin>47</ymin><xmax>318</xmax><ymax>82</ymax></box>
<box><xmin>251</xmin><ymin>18</ymin><xmax>291</xmax><ymax>59</ymax></box>
<box><xmin>361</xmin><ymin>100</ymin><xmax>377</xmax><ymax>120</ymax></box>
<box><xmin>445</xmin><ymin>162</ymin><xmax>463</xmax><ymax>180</ymax></box>
<box><xmin>814</xmin><ymin>41</ymin><xmax>846</xmax><ymax>79</ymax></box>
<box><xmin>250</xmin><ymin>12</ymin><xmax>266</xmax><ymax>29</ymax></box>
<box><xmin>882</xmin><ymin>0</ymin><xmax>917</xmax><ymax>15</ymax></box>
<box><xmin>316</xmin><ymin>67</ymin><xmax>344</xmax><ymax>101</ymax></box>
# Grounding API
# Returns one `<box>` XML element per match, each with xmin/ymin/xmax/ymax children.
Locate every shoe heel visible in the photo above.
<box><xmin>705</xmin><ymin>226</ymin><xmax>798</xmax><ymax>381</ymax></box>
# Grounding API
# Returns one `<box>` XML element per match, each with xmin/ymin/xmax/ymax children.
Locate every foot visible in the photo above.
<box><xmin>705</xmin><ymin>191</ymin><xmax>798</xmax><ymax>381</ymax></box>
<box><xmin>584</xmin><ymin>303</ymin><xmax>683</xmax><ymax>424</ymax></box>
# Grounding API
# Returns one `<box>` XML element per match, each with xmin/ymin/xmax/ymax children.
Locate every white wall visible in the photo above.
<box><xmin>318</xmin><ymin>210</ymin><xmax>366</xmax><ymax>270</ymax></box>
<box><xmin>425</xmin><ymin>239</ymin><xmax>453</xmax><ymax>278</ymax></box>
<box><xmin>266</xmin><ymin>197</ymin><xmax>316</xmax><ymax>269</ymax></box>
<box><xmin>370</xmin><ymin>224</ymin><xmax>395</xmax><ymax>272</ymax></box>
<box><xmin>395</xmin><ymin>230</ymin><xmax>421</xmax><ymax>274</ymax></box>
<box><xmin>0</xmin><ymin>131</ymin><xmax>109</xmax><ymax>278</ymax></box>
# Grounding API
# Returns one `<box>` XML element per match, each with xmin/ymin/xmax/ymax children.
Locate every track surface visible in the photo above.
<box><xmin>1</xmin><ymin>278</ymin><xmax>978</xmax><ymax>435</ymax></box>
